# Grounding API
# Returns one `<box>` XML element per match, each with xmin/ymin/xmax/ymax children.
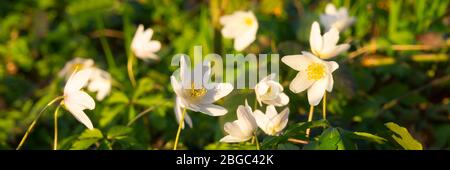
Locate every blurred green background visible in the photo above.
<box><xmin>0</xmin><ymin>0</ymin><xmax>449</xmax><ymax>150</ymax></box>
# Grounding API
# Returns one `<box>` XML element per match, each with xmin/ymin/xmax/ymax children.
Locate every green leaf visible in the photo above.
<box><xmin>70</xmin><ymin>129</ymin><xmax>104</xmax><ymax>150</ymax></box>
<box><xmin>385</xmin><ymin>122</ymin><xmax>423</xmax><ymax>150</ymax></box>
<box><xmin>277</xmin><ymin>143</ymin><xmax>300</xmax><ymax>150</ymax></box>
<box><xmin>107</xmin><ymin>126</ymin><xmax>132</xmax><ymax>140</ymax></box>
<box><xmin>105</xmin><ymin>91</ymin><xmax>129</xmax><ymax>104</ymax></box>
<box><xmin>316</xmin><ymin>128</ymin><xmax>344</xmax><ymax>150</ymax></box>
<box><xmin>339</xmin><ymin>128</ymin><xmax>387</xmax><ymax>144</ymax></box>
<box><xmin>79</xmin><ymin>128</ymin><xmax>103</xmax><ymax>139</ymax></box>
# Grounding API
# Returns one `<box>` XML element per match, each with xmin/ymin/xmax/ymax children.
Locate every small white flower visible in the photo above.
<box><xmin>253</xmin><ymin>105</ymin><xmax>289</xmax><ymax>136</ymax></box>
<box><xmin>281</xmin><ymin>51</ymin><xmax>339</xmax><ymax>106</ymax></box>
<box><xmin>220</xmin><ymin>11</ymin><xmax>258</xmax><ymax>51</ymax></box>
<box><xmin>131</xmin><ymin>24</ymin><xmax>161</xmax><ymax>61</ymax></box>
<box><xmin>255</xmin><ymin>74</ymin><xmax>289</xmax><ymax>107</ymax></box>
<box><xmin>171</xmin><ymin>56</ymin><xmax>233</xmax><ymax>117</ymax></box>
<box><xmin>320</xmin><ymin>3</ymin><xmax>355</xmax><ymax>32</ymax></box>
<box><xmin>58</xmin><ymin>58</ymin><xmax>94</xmax><ymax>78</ymax></box>
<box><xmin>63</xmin><ymin>69</ymin><xmax>95</xmax><ymax>129</ymax></box>
<box><xmin>87</xmin><ymin>68</ymin><xmax>112</xmax><ymax>101</ymax></box>
<box><xmin>310</xmin><ymin>21</ymin><xmax>350</xmax><ymax>59</ymax></box>
<box><xmin>174</xmin><ymin>97</ymin><xmax>193</xmax><ymax>129</ymax></box>
<box><xmin>220</xmin><ymin>100</ymin><xmax>257</xmax><ymax>143</ymax></box>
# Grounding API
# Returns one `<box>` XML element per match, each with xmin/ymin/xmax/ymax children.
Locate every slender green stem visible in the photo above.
<box><xmin>122</xmin><ymin>10</ymin><xmax>136</xmax><ymax>87</ymax></box>
<box><xmin>305</xmin><ymin>105</ymin><xmax>315</xmax><ymax>138</ymax></box>
<box><xmin>127</xmin><ymin>54</ymin><xmax>136</xmax><ymax>87</ymax></box>
<box><xmin>173</xmin><ymin>108</ymin><xmax>187</xmax><ymax>150</ymax></box>
<box><xmin>254</xmin><ymin>133</ymin><xmax>260</xmax><ymax>150</ymax></box>
<box><xmin>95</xmin><ymin>15</ymin><xmax>117</xmax><ymax>72</ymax></box>
<box><xmin>323</xmin><ymin>93</ymin><xmax>327</xmax><ymax>120</ymax></box>
<box><xmin>16</xmin><ymin>96</ymin><xmax>64</xmax><ymax>150</ymax></box>
<box><xmin>127</xmin><ymin>107</ymin><xmax>154</xmax><ymax>127</ymax></box>
<box><xmin>53</xmin><ymin>104</ymin><xmax>61</xmax><ymax>150</ymax></box>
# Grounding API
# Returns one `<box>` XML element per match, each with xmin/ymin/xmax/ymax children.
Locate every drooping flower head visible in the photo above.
<box><xmin>63</xmin><ymin>69</ymin><xmax>96</xmax><ymax>129</ymax></box>
<box><xmin>59</xmin><ymin>58</ymin><xmax>112</xmax><ymax>101</ymax></box>
<box><xmin>220</xmin><ymin>11</ymin><xmax>258</xmax><ymax>51</ymax></box>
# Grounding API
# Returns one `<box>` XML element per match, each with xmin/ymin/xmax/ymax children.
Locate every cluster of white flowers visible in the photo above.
<box><xmin>52</xmin><ymin>3</ymin><xmax>354</xmax><ymax>144</ymax></box>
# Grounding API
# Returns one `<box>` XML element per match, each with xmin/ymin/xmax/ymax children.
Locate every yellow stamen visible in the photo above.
<box><xmin>244</xmin><ymin>17</ymin><xmax>253</xmax><ymax>26</ymax></box>
<box><xmin>307</xmin><ymin>63</ymin><xmax>326</xmax><ymax>80</ymax></box>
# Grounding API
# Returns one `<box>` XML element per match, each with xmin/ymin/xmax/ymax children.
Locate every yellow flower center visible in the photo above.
<box><xmin>70</xmin><ymin>63</ymin><xmax>84</xmax><ymax>72</ymax></box>
<box><xmin>307</xmin><ymin>63</ymin><xmax>326</xmax><ymax>80</ymax></box>
<box><xmin>185</xmin><ymin>83</ymin><xmax>207</xmax><ymax>98</ymax></box>
<box><xmin>244</xmin><ymin>17</ymin><xmax>253</xmax><ymax>26</ymax></box>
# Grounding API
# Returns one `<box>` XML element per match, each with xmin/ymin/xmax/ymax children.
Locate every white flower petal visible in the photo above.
<box><xmin>289</xmin><ymin>71</ymin><xmax>314</xmax><ymax>94</ymax></box>
<box><xmin>265</xmin><ymin>105</ymin><xmax>278</xmax><ymax>119</ymax></box>
<box><xmin>326</xmin><ymin>61</ymin><xmax>339</xmax><ymax>73</ymax></box>
<box><xmin>325</xmin><ymin>3</ymin><xmax>337</xmax><ymax>14</ymax></box>
<box><xmin>310</xmin><ymin>21</ymin><xmax>323</xmax><ymax>55</ymax></box>
<box><xmin>273</xmin><ymin>108</ymin><xmax>289</xmax><ymax>133</ymax></box>
<box><xmin>220</xmin><ymin>135</ymin><xmax>249</xmax><ymax>143</ymax></box>
<box><xmin>253</xmin><ymin>110</ymin><xmax>269</xmax><ymax>132</ymax></box>
<box><xmin>307</xmin><ymin>78</ymin><xmax>328</xmax><ymax>106</ymax></box>
<box><xmin>281</xmin><ymin>55</ymin><xmax>314</xmax><ymax>71</ymax></box>
<box><xmin>233</xmin><ymin>30</ymin><xmax>256</xmax><ymax>51</ymax></box>
<box><xmin>272</xmin><ymin>93</ymin><xmax>289</xmax><ymax>106</ymax></box>
<box><xmin>66</xmin><ymin>91</ymin><xmax>95</xmax><ymax>110</ymax></box>
<box><xmin>236</xmin><ymin>105</ymin><xmax>256</xmax><ymax>131</ymax></box>
<box><xmin>326</xmin><ymin>74</ymin><xmax>334</xmax><ymax>92</ymax></box>
<box><xmin>201</xmin><ymin>83</ymin><xmax>233</xmax><ymax>104</ymax></box>
<box><xmin>175</xmin><ymin>97</ymin><xmax>193</xmax><ymax>129</ymax></box>
<box><xmin>64</xmin><ymin>101</ymin><xmax>94</xmax><ymax>129</ymax></box>
<box><xmin>325</xmin><ymin>44</ymin><xmax>350</xmax><ymax>59</ymax></box>
<box><xmin>196</xmin><ymin>103</ymin><xmax>228</xmax><ymax>116</ymax></box>
<box><xmin>64</xmin><ymin>69</ymin><xmax>92</xmax><ymax>94</ymax></box>
<box><xmin>321</xmin><ymin>27</ymin><xmax>340</xmax><ymax>56</ymax></box>
<box><xmin>224</xmin><ymin>121</ymin><xmax>245</xmax><ymax>138</ymax></box>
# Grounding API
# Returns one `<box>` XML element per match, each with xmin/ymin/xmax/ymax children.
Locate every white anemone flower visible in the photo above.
<box><xmin>220</xmin><ymin>11</ymin><xmax>258</xmax><ymax>51</ymax></box>
<box><xmin>320</xmin><ymin>3</ymin><xmax>355</xmax><ymax>32</ymax></box>
<box><xmin>220</xmin><ymin>100</ymin><xmax>257</xmax><ymax>143</ymax></box>
<box><xmin>63</xmin><ymin>69</ymin><xmax>95</xmax><ymax>129</ymax></box>
<box><xmin>171</xmin><ymin>56</ymin><xmax>234</xmax><ymax>118</ymax></box>
<box><xmin>58</xmin><ymin>58</ymin><xmax>94</xmax><ymax>79</ymax></box>
<box><xmin>254</xmin><ymin>74</ymin><xmax>289</xmax><ymax>107</ymax></box>
<box><xmin>310</xmin><ymin>21</ymin><xmax>350</xmax><ymax>59</ymax></box>
<box><xmin>281</xmin><ymin>51</ymin><xmax>339</xmax><ymax>106</ymax></box>
<box><xmin>87</xmin><ymin>68</ymin><xmax>112</xmax><ymax>101</ymax></box>
<box><xmin>253</xmin><ymin>105</ymin><xmax>289</xmax><ymax>136</ymax></box>
<box><xmin>131</xmin><ymin>24</ymin><xmax>161</xmax><ymax>61</ymax></box>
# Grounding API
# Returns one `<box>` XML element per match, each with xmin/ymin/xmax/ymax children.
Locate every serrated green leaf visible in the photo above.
<box><xmin>385</xmin><ymin>122</ymin><xmax>423</xmax><ymax>150</ymax></box>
